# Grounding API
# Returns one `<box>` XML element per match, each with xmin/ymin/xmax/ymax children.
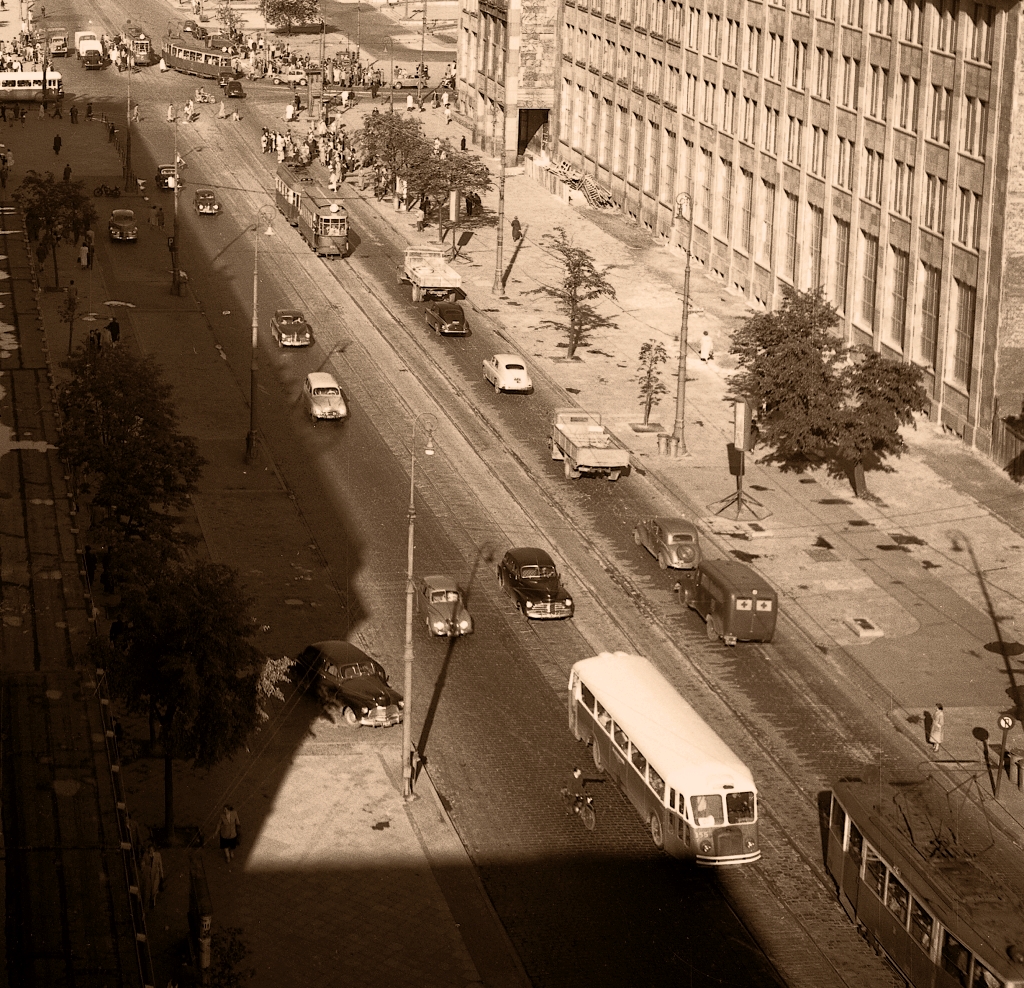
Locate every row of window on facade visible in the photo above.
<box><xmin>562</xmin><ymin>0</ymin><xmax>994</xmax><ymax>64</ymax></box>
<box><xmin>830</xmin><ymin>803</ymin><xmax>1004</xmax><ymax>988</ymax></box>
<box><xmin>472</xmin><ymin>12</ymin><xmax>506</xmax><ymax>85</ymax></box>
<box><xmin>562</xmin><ymin>81</ymin><xmax>984</xmax><ymax>249</ymax></box>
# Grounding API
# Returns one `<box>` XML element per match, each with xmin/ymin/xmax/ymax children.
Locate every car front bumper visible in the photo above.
<box><xmin>359</xmin><ymin>704</ymin><xmax>402</xmax><ymax>727</ymax></box>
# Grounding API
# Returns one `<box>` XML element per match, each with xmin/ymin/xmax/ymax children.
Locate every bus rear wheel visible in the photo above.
<box><xmin>592</xmin><ymin>741</ymin><xmax>604</xmax><ymax>772</ymax></box>
<box><xmin>650</xmin><ymin>813</ymin><xmax>664</xmax><ymax>849</ymax></box>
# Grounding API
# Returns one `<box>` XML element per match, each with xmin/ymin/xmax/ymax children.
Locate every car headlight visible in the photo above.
<box><xmin>458</xmin><ymin>619</ymin><xmax>470</xmax><ymax>630</ymax></box>
<box><xmin>360</xmin><ymin>706</ymin><xmax>369</xmax><ymax>715</ymax></box>
<box><xmin>564</xmin><ymin>598</ymin><xmax>573</xmax><ymax>606</ymax></box>
<box><xmin>525</xmin><ymin>600</ymin><xmax>533</xmax><ymax>609</ymax></box>
<box><xmin>398</xmin><ymin>700</ymin><xmax>405</xmax><ymax>709</ymax></box>
<box><xmin>699</xmin><ymin>839</ymin><xmax>713</xmax><ymax>854</ymax></box>
<box><xmin>432</xmin><ymin>620</ymin><xmax>445</xmax><ymax>632</ymax></box>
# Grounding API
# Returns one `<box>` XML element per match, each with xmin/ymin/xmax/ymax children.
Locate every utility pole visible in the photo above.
<box><xmin>417</xmin><ymin>0</ymin><xmax>426</xmax><ymax>108</ymax></box>
<box><xmin>388</xmin><ymin>39</ymin><xmax>394</xmax><ymax>112</ymax></box>
<box><xmin>125</xmin><ymin>42</ymin><xmax>134</xmax><ymax>191</ymax></box>
<box><xmin>170</xmin><ymin>122</ymin><xmax>181</xmax><ymax>295</ymax></box>
<box><xmin>671</xmin><ymin>192</ymin><xmax>695</xmax><ymax>457</ymax></box>
<box><xmin>491</xmin><ymin>106</ymin><xmax>506</xmax><ymax>295</ymax></box>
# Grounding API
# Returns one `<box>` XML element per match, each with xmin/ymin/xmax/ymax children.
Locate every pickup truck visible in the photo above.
<box><xmin>550</xmin><ymin>409</ymin><xmax>631</xmax><ymax>481</ymax></box>
<box><xmin>399</xmin><ymin>245</ymin><xmax>461</xmax><ymax>302</ymax></box>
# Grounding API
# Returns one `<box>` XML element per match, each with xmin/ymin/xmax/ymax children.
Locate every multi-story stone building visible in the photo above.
<box><xmin>459</xmin><ymin>0</ymin><xmax>1024</xmax><ymax>465</ymax></box>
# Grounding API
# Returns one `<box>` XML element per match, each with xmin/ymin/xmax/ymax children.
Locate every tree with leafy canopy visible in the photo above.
<box><xmin>636</xmin><ymin>340</ymin><xmax>668</xmax><ymax>425</ymax></box>
<box><xmin>357</xmin><ymin>111</ymin><xmax>425</xmax><ymax>200</ymax></box>
<box><xmin>56</xmin><ymin>345</ymin><xmax>205</xmax><ymax>556</ymax></box>
<box><xmin>96</xmin><ymin>561</ymin><xmax>264</xmax><ymax>839</ymax></box>
<box><xmin>532</xmin><ymin>226</ymin><xmax>617</xmax><ymax>359</ymax></box>
<box><xmin>406</xmin><ymin>139</ymin><xmax>492</xmax><ymax>241</ymax></box>
<box><xmin>13</xmin><ymin>170</ymin><xmax>96</xmax><ymax>289</ymax></box>
<box><xmin>214</xmin><ymin>0</ymin><xmax>245</xmax><ymax>39</ymax></box>
<box><xmin>728</xmin><ymin>285</ymin><xmax>928</xmax><ymax>488</ymax></box>
<box><xmin>259</xmin><ymin>0</ymin><xmax>321</xmax><ymax>34</ymax></box>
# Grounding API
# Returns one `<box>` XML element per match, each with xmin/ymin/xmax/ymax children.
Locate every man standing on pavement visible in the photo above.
<box><xmin>511</xmin><ymin>215</ymin><xmax>522</xmax><ymax>242</ymax></box>
<box><xmin>62</xmin><ymin>163</ymin><xmax>71</xmax><ymax>183</ymax></box>
<box><xmin>52</xmin><ymin>133</ymin><xmax>61</xmax><ymax>156</ymax></box>
<box><xmin>157</xmin><ymin>207</ymin><xmax>165</xmax><ymax>230</ymax></box>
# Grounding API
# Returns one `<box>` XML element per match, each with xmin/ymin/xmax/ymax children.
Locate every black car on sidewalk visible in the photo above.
<box><xmin>295</xmin><ymin>641</ymin><xmax>403</xmax><ymax>727</ymax></box>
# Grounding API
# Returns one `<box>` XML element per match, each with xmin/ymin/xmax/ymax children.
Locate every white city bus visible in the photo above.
<box><xmin>0</xmin><ymin>71</ymin><xmax>63</xmax><ymax>101</ymax></box>
<box><xmin>568</xmin><ymin>652</ymin><xmax>760</xmax><ymax>865</ymax></box>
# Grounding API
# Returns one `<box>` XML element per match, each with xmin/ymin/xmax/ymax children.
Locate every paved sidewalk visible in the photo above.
<box><xmin>321</xmin><ymin>2</ymin><xmax>1024</xmax><ymax>833</ymax></box>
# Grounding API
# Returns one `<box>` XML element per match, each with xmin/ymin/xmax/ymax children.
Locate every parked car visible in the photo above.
<box><xmin>272</xmin><ymin>309</ymin><xmax>313</xmax><ymax>347</ymax></box>
<box><xmin>182</xmin><ymin>20</ymin><xmax>210</xmax><ymax>41</ymax></box>
<box><xmin>225</xmin><ymin>80</ymin><xmax>246</xmax><ymax>98</ymax></box>
<box><xmin>155</xmin><ymin>164</ymin><xmax>177</xmax><ymax>190</ymax></box>
<box><xmin>417</xmin><ymin>575</ymin><xmax>473</xmax><ymax>637</ymax></box>
<box><xmin>295</xmin><ymin>640</ymin><xmax>403</xmax><ymax>726</ymax></box>
<box><xmin>497</xmin><ymin>547</ymin><xmax>574</xmax><ymax>619</ymax></box>
<box><xmin>108</xmin><ymin>209</ymin><xmax>138</xmax><ymax>242</ymax></box>
<box><xmin>683</xmin><ymin>559</ymin><xmax>778</xmax><ymax>645</ymax></box>
<box><xmin>483</xmin><ymin>353</ymin><xmax>533</xmax><ymax>394</ymax></box>
<box><xmin>272</xmin><ymin>67</ymin><xmax>308</xmax><ymax>86</ymax></box>
<box><xmin>193</xmin><ymin>188</ymin><xmax>221</xmax><ymax>215</ymax></box>
<box><xmin>303</xmin><ymin>372</ymin><xmax>348</xmax><ymax>422</ymax></box>
<box><xmin>424</xmin><ymin>301</ymin><xmax>466</xmax><ymax>336</ymax></box>
<box><xmin>633</xmin><ymin>516</ymin><xmax>701</xmax><ymax>570</ymax></box>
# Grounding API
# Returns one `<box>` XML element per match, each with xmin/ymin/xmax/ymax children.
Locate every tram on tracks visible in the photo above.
<box><xmin>827</xmin><ymin>776</ymin><xmax>1024</xmax><ymax>987</ymax></box>
<box><xmin>568</xmin><ymin>652</ymin><xmax>760</xmax><ymax>864</ymax></box>
<box><xmin>274</xmin><ymin>162</ymin><xmax>349</xmax><ymax>258</ymax></box>
<box><xmin>161</xmin><ymin>34</ymin><xmax>236</xmax><ymax>80</ymax></box>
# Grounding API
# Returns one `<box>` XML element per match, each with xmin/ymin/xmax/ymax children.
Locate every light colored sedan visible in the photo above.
<box><xmin>417</xmin><ymin>575</ymin><xmax>473</xmax><ymax>637</ymax></box>
<box><xmin>634</xmin><ymin>517</ymin><xmax>701</xmax><ymax>570</ymax></box>
<box><xmin>483</xmin><ymin>353</ymin><xmax>533</xmax><ymax>394</ymax></box>
<box><xmin>303</xmin><ymin>372</ymin><xmax>348</xmax><ymax>423</ymax></box>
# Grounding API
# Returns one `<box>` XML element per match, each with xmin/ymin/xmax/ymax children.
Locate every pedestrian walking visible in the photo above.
<box><xmin>38</xmin><ymin>103</ymin><xmax>45</xmax><ymax>120</ymax></box>
<box><xmin>217</xmin><ymin>100</ymin><xmax>227</xmax><ymax>119</ymax></box>
<box><xmin>929</xmin><ymin>703</ymin><xmax>944</xmax><ymax>752</ymax></box>
<box><xmin>231</xmin><ymin>108</ymin><xmax>240</xmax><ymax>122</ymax></box>
<box><xmin>157</xmin><ymin>207</ymin><xmax>165</xmax><ymax>230</ymax></box>
<box><xmin>370</xmin><ymin>82</ymin><xmax>378</xmax><ymax>99</ymax></box>
<box><xmin>100</xmin><ymin>321</ymin><xmax>113</xmax><ymax>349</ymax></box>
<box><xmin>699</xmin><ymin>329</ymin><xmax>714</xmax><ymax>362</ymax></box>
<box><xmin>106</xmin><ymin>316</ymin><xmax>120</xmax><ymax>344</ymax></box>
<box><xmin>70</xmin><ymin>104</ymin><xmax>78</xmax><ymax>124</ymax></box>
<box><xmin>79</xmin><ymin>242</ymin><xmax>89</xmax><ymax>268</ymax></box>
<box><xmin>167</xmin><ymin>102</ymin><xmax>175</xmax><ymax>122</ymax></box>
<box><xmin>52</xmin><ymin>133</ymin><xmax>61</xmax><ymax>155</ymax></box>
<box><xmin>51</xmin><ymin>102</ymin><xmax>62</xmax><ymax>119</ymax></box>
<box><xmin>460</xmin><ymin>135</ymin><xmax>467</xmax><ymax>151</ymax></box>
<box><xmin>131</xmin><ymin>104</ymin><xmax>140</xmax><ymax>123</ymax></box>
<box><xmin>108</xmin><ymin>121</ymin><xmax>116</xmax><ymax>141</ymax></box>
<box><xmin>218</xmin><ymin>804</ymin><xmax>241</xmax><ymax>863</ymax></box>
<box><xmin>510</xmin><ymin>215</ymin><xmax>522</xmax><ymax>241</ymax></box>
<box><xmin>444</xmin><ymin>105</ymin><xmax>452</xmax><ymax>125</ymax></box>
<box><xmin>62</xmin><ymin>163</ymin><xmax>71</xmax><ymax>183</ymax></box>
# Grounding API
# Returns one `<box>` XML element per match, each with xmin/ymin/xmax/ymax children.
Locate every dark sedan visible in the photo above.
<box><xmin>425</xmin><ymin>301</ymin><xmax>467</xmax><ymax>336</ymax></box>
<box><xmin>295</xmin><ymin>641</ymin><xmax>403</xmax><ymax>727</ymax></box>
<box><xmin>155</xmin><ymin>164</ymin><xmax>177</xmax><ymax>190</ymax></box>
<box><xmin>497</xmin><ymin>547</ymin><xmax>574</xmax><ymax>619</ymax></box>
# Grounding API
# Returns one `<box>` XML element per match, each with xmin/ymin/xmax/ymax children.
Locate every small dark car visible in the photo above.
<box><xmin>425</xmin><ymin>302</ymin><xmax>467</xmax><ymax>336</ymax></box>
<box><xmin>108</xmin><ymin>208</ymin><xmax>138</xmax><ymax>242</ymax></box>
<box><xmin>82</xmin><ymin>51</ymin><xmax>104</xmax><ymax>69</ymax></box>
<box><xmin>497</xmin><ymin>547</ymin><xmax>574</xmax><ymax>620</ymax></box>
<box><xmin>155</xmin><ymin>164</ymin><xmax>177</xmax><ymax>190</ymax></box>
<box><xmin>417</xmin><ymin>575</ymin><xmax>473</xmax><ymax>637</ymax></box>
<box><xmin>225</xmin><ymin>80</ymin><xmax>246</xmax><ymax>98</ymax></box>
<box><xmin>295</xmin><ymin>641</ymin><xmax>403</xmax><ymax>726</ymax></box>
<box><xmin>193</xmin><ymin>189</ymin><xmax>221</xmax><ymax>215</ymax></box>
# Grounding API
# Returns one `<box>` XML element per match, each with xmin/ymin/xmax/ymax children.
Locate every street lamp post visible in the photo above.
<box><xmin>672</xmin><ymin>192</ymin><xmax>695</xmax><ymax>457</ymax></box>
<box><xmin>417</xmin><ymin>0</ymin><xmax>427</xmax><ymax>109</ymax></box>
<box><xmin>491</xmin><ymin>105</ymin><xmax>506</xmax><ymax>296</ymax></box>
<box><xmin>402</xmin><ymin>412</ymin><xmax>436</xmax><ymax>799</ymax></box>
<box><xmin>125</xmin><ymin>36</ymin><xmax>134</xmax><ymax>190</ymax></box>
<box><xmin>247</xmin><ymin>206</ymin><xmax>276</xmax><ymax>464</ymax></box>
<box><xmin>170</xmin><ymin>121</ymin><xmax>181</xmax><ymax>295</ymax></box>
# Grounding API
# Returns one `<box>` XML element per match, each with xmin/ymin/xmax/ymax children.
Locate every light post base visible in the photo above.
<box><xmin>245</xmin><ymin>430</ymin><xmax>259</xmax><ymax>464</ymax></box>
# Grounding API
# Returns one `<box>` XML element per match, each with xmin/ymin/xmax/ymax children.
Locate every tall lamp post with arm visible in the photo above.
<box><xmin>672</xmin><ymin>191</ymin><xmax>695</xmax><ymax>457</ymax></box>
<box><xmin>402</xmin><ymin>412</ymin><xmax>437</xmax><ymax>799</ymax></box>
<box><xmin>247</xmin><ymin>205</ymin><xmax>276</xmax><ymax>464</ymax></box>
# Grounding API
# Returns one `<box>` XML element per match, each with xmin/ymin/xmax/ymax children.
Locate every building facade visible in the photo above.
<box><xmin>460</xmin><ymin>0</ymin><xmax>1024</xmax><ymax>461</ymax></box>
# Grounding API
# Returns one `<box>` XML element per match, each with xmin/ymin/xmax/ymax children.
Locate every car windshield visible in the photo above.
<box><xmin>431</xmin><ymin>590</ymin><xmax>459</xmax><ymax>603</ymax></box>
<box><xmin>519</xmin><ymin>565</ymin><xmax>555</xmax><ymax>579</ymax></box>
<box><xmin>666</xmin><ymin>532</ymin><xmax>693</xmax><ymax>544</ymax></box>
<box><xmin>313</xmin><ymin>387</ymin><xmax>341</xmax><ymax>396</ymax></box>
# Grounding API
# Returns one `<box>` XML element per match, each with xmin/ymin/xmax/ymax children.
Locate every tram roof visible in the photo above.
<box><xmin>834</xmin><ymin>777</ymin><xmax>1024</xmax><ymax>980</ymax></box>
<box><xmin>277</xmin><ymin>162</ymin><xmax>348</xmax><ymax>212</ymax></box>
<box><xmin>572</xmin><ymin>652</ymin><xmax>756</xmax><ymax>795</ymax></box>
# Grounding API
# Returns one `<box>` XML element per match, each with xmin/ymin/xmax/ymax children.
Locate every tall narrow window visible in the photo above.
<box><xmin>891</xmin><ymin>247</ymin><xmax>909</xmax><ymax>347</ymax></box>
<box><xmin>613</xmin><ymin>104</ymin><xmax>628</xmax><ymax>175</ymax></box>
<box><xmin>764</xmin><ymin>107</ymin><xmax>779</xmax><ymax>154</ymax></box>
<box><xmin>599</xmin><ymin>98</ymin><xmax>613</xmax><ymax>166</ymax></box>
<box><xmin>700</xmin><ymin>148</ymin><xmax>714</xmax><ymax>226</ymax></box>
<box><xmin>815</xmin><ymin>48</ymin><xmax>833</xmax><ymax>98</ymax></box>
<box><xmin>930</xmin><ymin>86</ymin><xmax>952</xmax><ymax>143</ymax></box>
<box><xmin>861</xmin><ymin>232</ymin><xmax>879</xmax><ymax>329</ymax></box>
<box><xmin>902</xmin><ymin>0</ymin><xmax>923</xmax><ymax>42</ymax></box>
<box><xmin>743</xmin><ymin>98</ymin><xmax>759</xmax><ymax>144</ymax></box>
<box><xmin>629</xmin><ymin>112</ymin><xmax>644</xmax><ymax>185</ymax></box>
<box><xmin>835</xmin><ymin>218</ymin><xmax>851</xmax><ymax>312</ymax></box>
<box><xmin>952</xmin><ymin>281</ymin><xmax>976</xmax><ymax>387</ymax></box>
<box><xmin>811</xmin><ymin>126</ymin><xmax>829</xmax><ymax>176</ymax></box>
<box><xmin>784</xmin><ymin>192</ymin><xmax>800</xmax><ymax>282</ymax></box>
<box><xmin>717</xmin><ymin>158</ymin><xmax>733</xmax><ymax>239</ymax></box>
<box><xmin>644</xmin><ymin>121</ymin><xmax>659</xmax><ymax>193</ymax></box>
<box><xmin>745</xmin><ymin>26</ymin><xmax>762</xmax><ymax>71</ymax></box>
<box><xmin>762</xmin><ymin>180</ymin><xmax>776</xmax><ymax>266</ymax></box>
<box><xmin>920</xmin><ymin>262</ymin><xmax>941</xmax><ymax>365</ymax></box>
<box><xmin>870</xmin><ymin>66</ymin><xmax>889</xmax><ymax>120</ymax></box>
<box><xmin>810</xmin><ymin>205</ymin><xmax>824</xmax><ymax>288</ymax></box>
<box><xmin>661</xmin><ymin>129</ymin><xmax>678</xmax><ymax>201</ymax></box>
<box><xmin>898</xmin><ymin>75</ymin><xmax>919</xmax><ymax>132</ymax></box>
<box><xmin>792</xmin><ymin>41</ymin><xmax>808</xmax><ymax>89</ymax></box>
<box><xmin>740</xmin><ymin>168</ymin><xmax>754</xmax><ymax>253</ymax></box>
<box><xmin>925</xmin><ymin>174</ymin><xmax>947</xmax><ymax>233</ymax></box>
<box><xmin>893</xmin><ymin>161</ymin><xmax>915</xmax><ymax>216</ymax></box>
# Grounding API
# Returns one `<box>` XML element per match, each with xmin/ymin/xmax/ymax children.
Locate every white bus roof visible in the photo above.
<box><xmin>571</xmin><ymin>652</ymin><xmax>756</xmax><ymax>797</ymax></box>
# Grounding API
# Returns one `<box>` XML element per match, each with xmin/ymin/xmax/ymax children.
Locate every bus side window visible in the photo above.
<box><xmin>940</xmin><ymin>930</ymin><xmax>971</xmax><ymax>987</ymax></box>
<box><xmin>864</xmin><ymin>844</ymin><xmax>887</xmax><ymax>899</ymax></box>
<box><xmin>612</xmin><ymin>722</ymin><xmax>628</xmax><ymax>752</ymax></box>
<box><xmin>848</xmin><ymin>823</ymin><xmax>864</xmax><ymax>871</ymax></box>
<box><xmin>909</xmin><ymin>898</ymin><xmax>934</xmax><ymax>953</ymax></box>
<box><xmin>595</xmin><ymin>701</ymin><xmax>611</xmax><ymax>731</ymax></box>
<box><xmin>971</xmin><ymin>958</ymin><xmax>1004</xmax><ymax>988</ymax></box>
<box><xmin>579</xmin><ymin>683</ymin><xmax>595</xmax><ymax>711</ymax></box>
<box><xmin>648</xmin><ymin>766</ymin><xmax>665</xmax><ymax>800</ymax></box>
<box><xmin>669</xmin><ymin>788</ymin><xmax>676</xmax><ymax>810</ymax></box>
<box><xmin>884</xmin><ymin>873</ymin><xmax>909</xmax><ymax>926</ymax></box>
<box><xmin>630</xmin><ymin>745</ymin><xmax>647</xmax><ymax>775</ymax></box>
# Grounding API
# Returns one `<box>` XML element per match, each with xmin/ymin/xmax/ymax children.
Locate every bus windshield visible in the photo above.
<box><xmin>691</xmin><ymin>791</ymin><xmax>756</xmax><ymax>826</ymax></box>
